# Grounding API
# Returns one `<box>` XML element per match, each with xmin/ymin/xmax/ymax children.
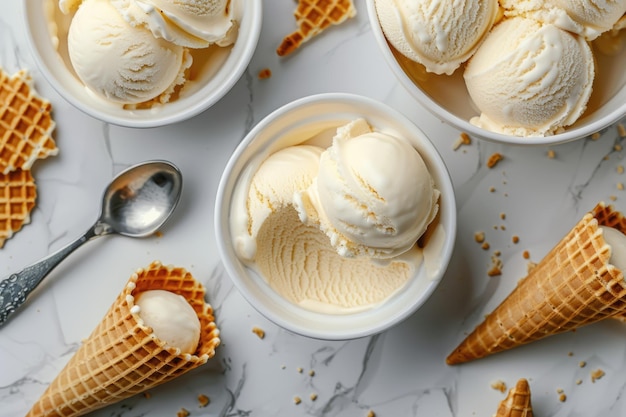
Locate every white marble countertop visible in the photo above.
<box><xmin>2</xmin><ymin>1</ymin><xmax>626</xmax><ymax>416</ymax></box>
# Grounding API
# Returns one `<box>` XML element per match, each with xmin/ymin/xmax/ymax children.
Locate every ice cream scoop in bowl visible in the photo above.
<box><xmin>0</xmin><ymin>160</ymin><xmax>183</xmax><ymax>326</ymax></box>
<box><xmin>215</xmin><ymin>93</ymin><xmax>456</xmax><ymax>340</ymax></box>
<box><xmin>366</xmin><ymin>0</ymin><xmax>626</xmax><ymax>146</ymax></box>
<box><xmin>23</xmin><ymin>0</ymin><xmax>262</xmax><ymax>128</ymax></box>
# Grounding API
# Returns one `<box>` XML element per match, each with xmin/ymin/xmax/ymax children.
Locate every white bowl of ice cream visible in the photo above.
<box><xmin>215</xmin><ymin>93</ymin><xmax>456</xmax><ymax>340</ymax></box>
<box><xmin>23</xmin><ymin>0</ymin><xmax>262</xmax><ymax>128</ymax></box>
<box><xmin>366</xmin><ymin>0</ymin><xmax>626</xmax><ymax>146</ymax></box>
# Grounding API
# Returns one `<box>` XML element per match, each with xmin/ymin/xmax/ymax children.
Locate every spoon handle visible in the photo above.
<box><xmin>0</xmin><ymin>223</ymin><xmax>105</xmax><ymax>326</ymax></box>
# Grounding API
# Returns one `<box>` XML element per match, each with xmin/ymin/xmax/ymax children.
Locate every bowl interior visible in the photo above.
<box><xmin>23</xmin><ymin>0</ymin><xmax>262</xmax><ymax>128</ymax></box>
<box><xmin>215</xmin><ymin>93</ymin><xmax>457</xmax><ymax>340</ymax></box>
<box><xmin>365</xmin><ymin>0</ymin><xmax>626</xmax><ymax>146</ymax></box>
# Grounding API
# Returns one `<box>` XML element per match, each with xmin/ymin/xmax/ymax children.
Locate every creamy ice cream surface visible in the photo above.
<box><xmin>68</xmin><ymin>0</ymin><xmax>190</xmax><ymax>105</ymax></box>
<box><xmin>295</xmin><ymin>119</ymin><xmax>439</xmax><ymax>259</ymax></box>
<box><xmin>600</xmin><ymin>225</ymin><xmax>626</xmax><ymax>271</ymax></box>
<box><xmin>464</xmin><ymin>17</ymin><xmax>595</xmax><ymax>137</ymax></box>
<box><xmin>501</xmin><ymin>0</ymin><xmax>626</xmax><ymax>41</ymax></box>
<box><xmin>133</xmin><ymin>289</ymin><xmax>201</xmax><ymax>354</ymax></box>
<box><xmin>231</xmin><ymin>119</ymin><xmax>440</xmax><ymax>314</ymax></box>
<box><xmin>374</xmin><ymin>0</ymin><xmax>500</xmax><ymax>75</ymax></box>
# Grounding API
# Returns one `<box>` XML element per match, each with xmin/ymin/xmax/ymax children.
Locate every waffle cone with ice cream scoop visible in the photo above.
<box><xmin>26</xmin><ymin>261</ymin><xmax>220</xmax><ymax>417</ymax></box>
<box><xmin>447</xmin><ymin>202</ymin><xmax>626</xmax><ymax>365</ymax></box>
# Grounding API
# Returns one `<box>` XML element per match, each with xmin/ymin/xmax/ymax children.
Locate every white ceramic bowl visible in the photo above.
<box><xmin>215</xmin><ymin>93</ymin><xmax>457</xmax><ymax>340</ymax></box>
<box><xmin>366</xmin><ymin>0</ymin><xmax>626</xmax><ymax>146</ymax></box>
<box><xmin>23</xmin><ymin>0</ymin><xmax>262</xmax><ymax>128</ymax></box>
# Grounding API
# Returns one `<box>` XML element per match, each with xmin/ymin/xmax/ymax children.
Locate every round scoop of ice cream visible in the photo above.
<box><xmin>374</xmin><ymin>0</ymin><xmax>500</xmax><ymax>75</ymax></box>
<box><xmin>68</xmin><ymin>0</ymin><xmax>188</xmax><ymax>104</ymax></box>
<box><xmin>296</xmin><ymin>119</ymin><xmax>439</xmax><ymax>259</ymax></box>
<box><xmin>464</xmin><ymin>17</ymin><xmax>595</xmax><ymax>137</ymax></box>
<box><xmin>134</xmin><ymin>289</ymin><xmax>201</xmax><ymax>354</ymax></box>
<box><xmin>501</xmin><ymin>0</ymin><xmax>626</xmax><ymax>41</ymax></box>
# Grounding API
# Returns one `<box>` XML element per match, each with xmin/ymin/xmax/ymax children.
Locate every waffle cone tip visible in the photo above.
<box><xmin>494</xmin><ymin>378</ymin><xmax>533</xmax><ymax>417</ymax></box>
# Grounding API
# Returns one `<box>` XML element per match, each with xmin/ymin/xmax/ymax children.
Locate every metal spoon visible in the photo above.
<box><xmin>0</xmin><ymin>160</ymin><xmax>183</xmax><ymax>326</ymax></box>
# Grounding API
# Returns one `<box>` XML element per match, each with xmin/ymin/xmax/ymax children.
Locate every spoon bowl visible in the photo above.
<box><xmin>0</xmin><ymin>160</ymin><xmax>183</xmax><ymax>326</ymax></box>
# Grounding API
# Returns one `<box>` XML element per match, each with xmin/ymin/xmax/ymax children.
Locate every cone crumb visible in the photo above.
<box><xmin>490</xmin><ymin>379</ymin><xmax>507</xmax><ymax>393</ymax></box>
<box><xmin>615</xmin><ymin>144</ymin><xmax>623</xmax><ymax>152</ymax></box>
<box><xmin>294</xmin><ymin>396</ymin><xmax>302</xmax><ymax>405</ymax></box>
<box><xmin>177</xmin><ymin>408</ymin><xmax>190</xmax><ymax>417</ymax></box>
<box><xmin>198</xmin><ymin>394</ymin><xmax>210</xmax><ymax>407</ymax></box>
<box><xmin>617</xmin><ymin>165</ymin><xmax>624</xmax><ymax>174</ymax></box>
<box><xmin>453</xmin><ymin>132</ymin><xmax>472</xmax><ymax>150</ymax></box>
<box><xmin>579</xmin><ymin>361</ymin><xmax>586</xmax><ymax>368</ymax></box>
<box><xmin>252</xmin><ymin>326</ymin><xmax>265</xmax><ymax>339</ymax></box>
<box><xmin>297</xmin><ymin>367</ymin><xmax>303</xmax><ymax>373</ymax></box>
<box><xmin>308</xmin><ymin>369</ymin><xmax>315</xmax><ymax>376</ymax></box>
<box><xmin>512</xmin><ymin>235</ymin><xmax>520</xmax><ymax>244</ymax></box>
<box><xmin>547</xmin><ymin>149</ymin><xmax>556</xmax><ymax>159</ymax></box>
<box><xmin>367</xmin><ymin>411</ymin><xmax>376</xmax><ymax>417</ymax></box>
<box><xmin>482</xmin><ymin>242</ymin><xmax>490</xmax><ymax>250</ymax></box>
<box><xmin>576</xmin><ymin>379</ymin><xmax>582</xmax><ymax>385</ymax></box>
<box><xmin>591</xmin><ymin>132</ymin><xmax>601</xmax><ymax>140</ymax></box>
<box><xmin>310</xmin><ymin>393</ymin><xmax>318</xmax><ymax>401</ymax></box>
<box><xmin>487</xmin><ymin>152</ymin><xmax>504</xmax><ymax>168</ymax></box>
<box><xmin>591</xmin><ymin>369</ymin><xmax>605</xmax><ymax>383</ymax></box>
<box><xmin>559</xmin><ymin>393</ymin><xmax>567</xmax><ymax>402</ymax></box>
<box><xmin>143</xmin><ymin>392</ymin><xmax>152</xmax><ymax>399</ymax></box>
<box><xmin>488</xmin><ymin>256</ymin><xmax>503</xmax><ymax>277</ymax></box>
<box><xmin>618</xmin><ymin>123</ymin><xmax>626</xmax><ymax>138</ymax></box>
<box><xmin>474</xmin><ymin>231</ymin><xmax>485</xmax><ymax>243</ymax></box>
<box><xmin>258</xmin><ymin>68</ymin><xmax>272</xmax><ymax>79</ymax></box>
<box><xmin>522</xmin><ymin>250</ymin><xmax>530</xmax><ymax>259</ymax></box>
<box><xmin>617</xmin><ymin>182</ymin><xmax>624</xmax><ymax>191</ymax></box>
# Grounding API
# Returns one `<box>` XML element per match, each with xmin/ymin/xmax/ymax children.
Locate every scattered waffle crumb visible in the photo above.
<box><xmin>489</xmin><ymin>186</ymin><xmax>496</xmax><ymax>192</ymax></box>
<box><xmin>294</xmin><ymin>396</ymin><xmax>302</xmax><ymax>405</ymax></box>
<box><xmin>490</xmin><ymin>379</ymin><xmax>507</xmax><ymax>393</ymax></box>
<box><xmin>481</xmin><ymin>242</ymin><xmax>490</xmax><ymax>250</ymax></box>
<box><xmin>618</xmin><ymin>123</ymin><xmax>626</xmax><ymax>138</ymax></box>
<box><xmin>453</xmin><ymin>132</ymin><xmax>472</xmax><ymax>150</ymax></box>
<box><xmin>617</xmin><ymin>165</ymin><xmax>624</xmax><ymax>174</ymax></box>
<box><xmin>617</xmin><ymin>182</ymin><xmax>624</xmax><ymax>191</ymax></box>
<box><xmin>367</xmin><ymin>411</ymin><xmax>376</xmax><ymax>417</ymax></box>
<box><xmin>512</xmin><ymin>235</ymin><xmax>519</xmax><ymax>244</ymax></box>
<box><xmin>143</xmin><ymin>392</ymin><xmax>152</xmax><ymax>399</ymax></box>
<box><xmin>610</xmin><ymin>195</ymin><xmax>618</xmax><ymax>201</ymax></box>
<box><xmin>559</xmin><ymin>393</ymin><xmax>567</xmax><ymax>402</ymax></box>
<box><xmin>252</xmin><ymin>326</ymin><xmax>265</xmax><ymax>339</ymax></box>
<box><xmin>591</xmin><ymin>132</ymin><xmax>601</xmax><ymax>140</ymax></box>
<box><xmin>310</xmin><ymin>393</ymin><xmax>318</xmax><ymax>401</ymax></box>
<box><xmin>579</xmin><ymin>361</ymin><xmax>587</xmax><ymax>368</ymax></box>
<box><xmin>486</xmin><ymin>152</ymin><xmax>504</xmax><ymax>168</ymax></box>
<box><xmin>297</xmin><ymin>367</ymin><xmax>303</xmax><ymax>373</ymax></box>
<box><xmin>568</xmin><ymin>351</ymin><xmax>574</xmax><ymax>356</ymax></box>
<box><xmin>308</xmin><ymin>369</ymin><xmax>315</xmax><ymax>376</ymax></box>
<box><xmin>198</xmin><ymin>394</ymin><xmax>210</xmax><ymax>407</ymax></box>
<box><xmin>591</xmin><ymin>369</ymin><xmax>605</xmax><ymax>383</ymax></box>
<box><xmin>153</xmin><ymin>230</ymin><xmax>163</xmax><ymax>238</ymax></box>
<box><xmin>258</xmin><ymin>68</ymin><xmax>272</xmax><ymax>79</ymax></box>
<box><xmin>277</xmin><ymin>0</ymin><xmax>357</xmax><ymax>56</ymax></box>
<box><xmin>488</xmin><ymin>257</ymin><xmax>503</xmax><ymax>277</ymax></box>
<box><xmin>474</xmin><ymin>231</ymin><xmax>485</xmax><ymax>243</ymax></box>
<box><xmin>522</xmin><ymin>250</ymin><xmax>530</xmax><ymax>259</ymax></box>
<box><xmin>575</xmin><ymin>379</ymin><xmax>582</xmax><ymax>385</ymax></box>
<box><xmin>177</xmin><ymin>408</ymin><xmax>190</xmax><ymax>417</ymax></box>
<box><xmin>615</xmin><ymin>144</ymin><xmax>623</xmax><ymax>152</ymax></box>
<box><xmin>547</xmin><ymin>149</ymin><xmax>556</xmax><ymax>159</ymax></box>
<box><xmin>499</xmin><ymin>213</ymin><xmax>506</xmax><ymax>220</ymax></box>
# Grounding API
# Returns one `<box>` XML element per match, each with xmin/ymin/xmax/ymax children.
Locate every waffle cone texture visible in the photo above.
<box><xmin>494</xmin><ymin>378</ymin><xmax>533</xmax><ymax>417</ymax></box>
<box><xmin>26</xmin><ymin>261</ymin><xmax>221</xmax><ymax>417</ymax></box>
<box><xmin>447</xmin><ymin>202</ymin><xmax>626</xmax><ymax>365</ymax></box>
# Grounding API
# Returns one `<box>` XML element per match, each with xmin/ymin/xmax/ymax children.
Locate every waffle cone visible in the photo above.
<box><xmin>26</xmin><ymin>261</ymin><xmax>220</xmax><ymax>417</ymax></box>
<box><xmin>447</xmin><ymin>202</ymin><xmax>626</xmax><ymax>365</ymax></box>
<box><xmin>276</xmin><ymin>0</ymin><xmax>356</xmax><ymax>56</ymax></box>
<box><xmin>494</xmin><ymin>378</ymin><xmax>533</xmax><ymax>417</ymax></box>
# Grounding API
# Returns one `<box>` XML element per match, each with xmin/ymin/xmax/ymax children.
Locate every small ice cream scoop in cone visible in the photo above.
<box><xmin>447</xmin><ymin>202</ymin><xmax>626</xmax><ymax>365</ymax></box>
<box><xmin>26</xmin><ymin>261</ymin><xmax>220</xmax><ymax>417</ymax></box>
<box><xmin>494</xmin><ymin>378</ymin><xmax>533</xmax><ymax>417</ymax></box>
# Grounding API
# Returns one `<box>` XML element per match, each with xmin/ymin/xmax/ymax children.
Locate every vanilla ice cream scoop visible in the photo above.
<box><xmin>68</xmin><ymin>0</ymin><xmax>189</xmax><ymax>105</ymax></box>
<box><xmin>111</xmin><ymin>0</ymin><xmax>237</xmax><ymax>48</ymax></box>
<box><xmin>501</xmin><ymin>0</ymin><xmax>626</xmax><ymax>40</ymax></box>
<box><xmin>601</xmin><ymin>226</ymin><xmax>626</xmax><ymax>271</ymax></box>
<box><xmin>374</xmin><ymin>0</ymin><xmax>500</xmax><ymax>75</ymax></box>
<box><xmin>295</xmin><ymin>119</ymin><xmax>439</xmax><ymax>259</ymax></box>
<box><xmin>464</xmin><ymin>17</ymin><xmax>595</xmax><ymax>137</ymax></box>
<box><xmin>134</xmin><ymin>289</ymin><xmax>201</xmax><ymax>354</ymax></box>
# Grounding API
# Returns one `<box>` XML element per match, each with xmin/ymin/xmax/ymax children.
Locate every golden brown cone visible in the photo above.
<box><xmin>0</xmin><ymin>68</ymin><xmax>58</xmax><ymax>175</ymax></box>
<box><xmin>494</xmin><ymin>378</ymin><xmax>533</xmax><ymax>417</ymax></box>
<box><xmin>277</xmin><ymin>0</ymin><xmax>356</xmax><ymax>56</ymax></box>
<box><xmin>447</xmin><ymin>202</ymin><xmax>626</xmax><ymax>365</ymax></box>
<box><xmin>26</xmin><ymin>261</ymin><xmax>221</xmax><ymax>417</ymax></box>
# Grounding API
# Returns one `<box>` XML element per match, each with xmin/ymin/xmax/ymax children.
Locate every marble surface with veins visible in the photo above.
<box><xmin>2</xmin><ymin>1</ymin><xmax>626</xmax><ymax>416</ymax></box>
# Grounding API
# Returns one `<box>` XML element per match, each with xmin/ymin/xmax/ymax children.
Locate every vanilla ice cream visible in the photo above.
<box><xmin>464</xmin><ymin>17</ymin><xmax>595</xmax><ymax>137</ymax></box>
<box><xmin>295</xmin><ymin>119</ymin><xmax>439</xmax><ymax>259</ymax></box>
<box><xmin>110</xmin><ymin>0</ymin><xmax>237</xmax><ymax>48</ymax></box>
<box><xmin>374</xmin><ymin>0</ymin><xmax>500</xmax><ymax>75</ymax></box>
<box><xmin>68</xmin><ymin>0</ymin><xmax>190</xmax><ymax>104</ymax></box>
<box><xmin>231</xmin><ymin>119</ymin><xmax>440</xmax><ymax>314</ymax></box>
<box><xmin>133</xmin><ymin>289</ymin><xmax>201</xmax><ymax>354</ymax></box>
<box><xmin>501</xmin><ymin>0</ymin><xmax>626</xmax><ymax>41</ymax></box>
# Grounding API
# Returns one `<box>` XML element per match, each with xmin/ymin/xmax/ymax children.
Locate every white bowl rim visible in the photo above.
<box><xmin>215</xmin><ymin>92</ymin><xmax>457</xmax><ymax>340</ymax></box>
<box><xmin>22</xmin><ymin>0</ymin><xmax>263</xmax><ymax>129</ymax></box>
<box><xmin>365</xmin><ymin>0</ymin><xmax>626</xmax><ymax>147</ymax></box>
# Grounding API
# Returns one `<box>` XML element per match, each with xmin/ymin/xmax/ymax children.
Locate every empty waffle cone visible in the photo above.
<box><xmin>26</xmin><ymin>261</ymin><xmax>221</xmax><ymax>417</ymax></box>
<box><xmin>494</xmin><ymin>378</ymin><xmax>533</xmax><ymax>417</ymax></box>
<box><xmin>0</xmin><ymin>67</ymin><xmax>58</xmax><ymax>175</ymax></box>
<box><xmin>447</xmin><ymin>202</ymin><xmax>626</xmax><ymax>365</ymax></box>
<box><xmin>277</xmin><ymin>0</ymin><xmax>356</xmax><ymax>56</ymax></box>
